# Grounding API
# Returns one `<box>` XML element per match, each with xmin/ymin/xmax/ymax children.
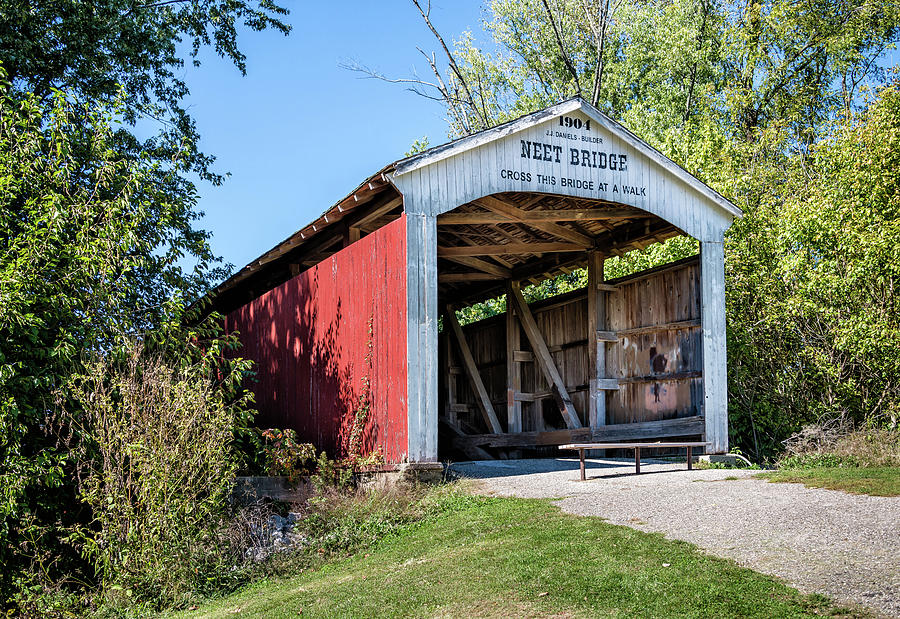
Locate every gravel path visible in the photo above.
<box><xmin>450</xmin><ymin>458</ymin><xmax>900</xmax><ymax>617</ymax></box>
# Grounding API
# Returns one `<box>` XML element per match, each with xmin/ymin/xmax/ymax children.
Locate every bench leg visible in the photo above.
<box><xmin>687</xmin><ymin>446</ymin><xmax>693</xmax><ymax>470</ymax></box>
<box><xmin>579</xmin><ymin>449</ymin><xmax>586</xmax><ymax>481</ymax></box>
<box><xmin>635</xmin><ymin>447</ymin><xmax>641</xmax><ymax>474</ymax></box>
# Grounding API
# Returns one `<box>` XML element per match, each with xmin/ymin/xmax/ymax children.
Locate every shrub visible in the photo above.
<box><xmin>66</xmin><ymin>341</ymin><xmax>253</xmax><ymax>610</ymax></box>
<box><xmin>260</xmin><ymin>429</ymin><xmax>316</xmax><ymax>484</ymax></box>
<box><xmin>779</xmin><ymin>419</ymin><xmax>900</xmax><ymax>469</ymax></box>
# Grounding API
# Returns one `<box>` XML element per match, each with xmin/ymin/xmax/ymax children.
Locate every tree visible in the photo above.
<box><xmin>727</xmin><ymin>83</ymin><xmax>900</xmax><ymax>457</ymax></box>
<box><xmin>0</xmin><ymin>0</ymin><xmax>290</xmax><ymax>308</ymax></box>
<box><xmin>0</xmin><ymin>79</ymin><xmax>258</xmax><ymax>607</ymax></box>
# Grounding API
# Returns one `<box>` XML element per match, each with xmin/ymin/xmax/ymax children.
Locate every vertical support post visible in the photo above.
<box><xmin>587</xmin><ymin>251</ymin><xmax>607</xmax><ymax>429</ymax></box>
<box><xmin>700</xmin><ymin>239</ymin><xmax>729</xmax><ymax>454</ymax></box>
<box><xmin>506</xmin><ymin>284</ymin><xmax>522</xmax><ymax>434</ymax></box>
<box><xmin>441</xmin><ymin>329</ymin><xmax>458</xmax><ymax>427</ymax></box>
<box><xmin>406</xmin><ymin>213</ymin><xmax>439</xmax><ymax>462</ymax></box>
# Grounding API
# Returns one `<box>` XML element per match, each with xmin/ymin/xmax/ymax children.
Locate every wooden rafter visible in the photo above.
<box><xmin>440</xmin><ymin>229</ymin><xmax>515</xmax><ymax>268</ymax></box>
<box><xmin>437</xmin><ymin>207</ymin><xmax>643</xmax><ymax>225</ymax></box>
<box><xmin>438</xmin><ymin>273</ymin><xmax>504</xmax><ymax>283</ymax></box>
<box><xmin>441</xmin><ymin>255</ymin><xmax>511</xmax><ymax>278</ymax></box>
<box><xmin>349</xmin><ymin>196</ymin><xmax>402</xmax><ymax>232</ymax></box>
<box><xmin>475</xmin><ymin>195</ymin><xmax>594</xmax><ymax>247</ymax></box>
<box><xmin>438</xmin><ymin>242</ymin><xmax>584</xmax><ymax>257</ymax></box>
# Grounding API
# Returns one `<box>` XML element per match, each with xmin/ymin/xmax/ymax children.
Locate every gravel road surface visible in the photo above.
<box><xmin>450</xmin><ymin>458</ymin><xmax>900</xmax><ymax>617</ymax></box>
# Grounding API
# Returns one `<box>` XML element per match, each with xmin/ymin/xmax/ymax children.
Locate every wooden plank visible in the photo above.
<box><xmin>440</xmin><ymin>329</ymin><xmax>455</xmax><ymax>426</ymax></box>
<box><xmin>509</xmin><ymin>281</ymin><xmax>581</xmax><ymax>429</ymax></box>
<box><xmin>618</xmin><ymin>371</ymin><xmax>702</xmax><ymax>384</ymax></box>
<box><xmin>438</xmin><ymin>208</ymin><xmax>643</xmax><ymax>225</ymax></box>
<box><xmin>438</xmin><ymin>242</ymin><xmax>584</xmax><ymax>257</ymax></box>
<box><xmin>596</xmin><ymin>379</ymin><xmax>620</xmax><ymax>390</ymax></box>
<box><xmin>617</xmin><ymin>319</ymin><xmax>700</xmax><ymax>337</ymax></box>
<box><xmin>513</xmin><ymin>350</ymin><xmax>534</xmax><ymax>362</ymax></box>
<box><xmin>445</xmin><ymin>308</ymin><xmax>504</xmax><ymax>434</ymax></box>
<box><xmin>438</xmin><ymin>273</ymin><xmax>504</xmax><ymax>283</ymax></box>
<box><xmin>515</xmin><ymin>391</ymin><xmax>551</xmax><ymax>402</ymax></box>
<box><xmin>440</xmin><ymin>419</ymin><xmax>493</xmax><ymax>460</ymax></box>
<box><xmin>596</xmin><ymin>330</ymin><xmax>618</xmax><ymax>342</ymax></box>
<box><xmin>441</xmin><ymin>255</ymin><xmax>511</xmax><ymax>278</ymax></box>
<box><xmin>597</xmin><ymin>284</ymin><xmax>618</xmax><ymax>292</ymax></box>
<box><xmin>506</xmin><ymin>284</ymin><xmax>523</xmax><ymax>434</ymax></box>
<box><xmin>561</xmin><ymin>441</ymin><xmax>709</xmax><ymax>449</ymax></box>
<box><xmin>475</xmin><ymin>196</ymin><xmax>595</xmax><ymax>247</ymax></box>
<box><xmin>454</xmin><ymin>416</ymin><xmax>705</xmax><ymax>448</ymax></box>
<box><xmin>406</xmin><ymin>213</ymin><xmax>439</xmax><ymax>462</ymax></box>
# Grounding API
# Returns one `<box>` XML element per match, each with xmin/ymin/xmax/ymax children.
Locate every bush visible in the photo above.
<box><xmin>65</xmin><ymin>341</ymin><xmax>253</xmax><ymax>611</ymax></box>
<box><xmin>260</xmin><ymin>429</ymin><xmax>316</xmax><ymax>484</ymax></box>
<box><xmin>778</xmin><ymin>420</ymin><xmax>900</xmax><ymax>469</ymax></box>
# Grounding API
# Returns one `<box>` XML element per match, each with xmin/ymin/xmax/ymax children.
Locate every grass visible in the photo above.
<box><xmin>171</xmin><ymin>493</ymin><xmax>861</xmax><ymax>619</ymax></box>
<box><xmin>758</xmin><ymin>466</ymin><xmax>900</xmax><ymax>496</ymax></box>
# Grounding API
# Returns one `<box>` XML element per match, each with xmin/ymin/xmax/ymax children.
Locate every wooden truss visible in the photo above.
<box><xmin>435</xmin><ymin>192</ymin><xmax>704</xmax><ymax>459</ymax></box>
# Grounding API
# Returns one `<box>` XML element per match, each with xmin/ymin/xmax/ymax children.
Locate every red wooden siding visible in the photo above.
<box><xmin>226</xmin><ymin>216</ymin><xmax>408</xmax><ymax>463</ymax></box>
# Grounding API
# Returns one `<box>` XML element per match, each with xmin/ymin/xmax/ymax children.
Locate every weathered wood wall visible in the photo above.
<box><xmin>443</xmin><ymin>257</ymin><xmax>702</xmax><ymax>439</ymax></box>
<box><xmin>226</xmin><ymin>216</ymin><xmax>409</xmax><ymax>463</ymax></box>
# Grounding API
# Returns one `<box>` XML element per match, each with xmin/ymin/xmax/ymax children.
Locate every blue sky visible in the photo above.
<box><xmin>180</xmin><ymin>1</ymin><xmax>487</xmax><ymax>274</ymax></box>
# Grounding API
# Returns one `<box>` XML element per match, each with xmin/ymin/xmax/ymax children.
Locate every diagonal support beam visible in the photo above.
<box><xmin>350</xmin><ymin>196</ymin><xmax>402</xmax><ymax>232</ymax></box>
<box><xmin>445</xmin><ymin>308</ymin><xmax>504</xmax><ymax>434</ymax></box>
<box><xmin>508</xmin><ymin>282</ymin><xmax>582</xmax><ymax>429</ymax></box>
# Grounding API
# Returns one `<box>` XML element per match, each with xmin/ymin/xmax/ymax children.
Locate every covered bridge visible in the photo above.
<box><xmin>210</xmin><ymin>98</ymin><xmax>741</xmax><ymax>464</ymax></box>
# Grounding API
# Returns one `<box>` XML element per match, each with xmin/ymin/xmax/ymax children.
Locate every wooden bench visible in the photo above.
<box><xmin>559</xmin><ymin>442</ymin><xmax>711</xmax><ymax>480</ymax></box>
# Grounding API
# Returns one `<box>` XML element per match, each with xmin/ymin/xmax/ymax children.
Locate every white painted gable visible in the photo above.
<box><xmin>391</xmin><ymin>98</ymin><xmax>741</xmax><ymax>242</ymax></box>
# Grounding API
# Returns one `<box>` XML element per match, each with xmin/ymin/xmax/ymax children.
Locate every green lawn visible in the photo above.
<box><xmin>758</xmin><ymin>466</ymin><xmax>900</xmax><ymax>496</ymax></box>
<box><xmin>172</xmin><ymin>496</ymin><xmax>861</xmax><ymax>618</ymax></box>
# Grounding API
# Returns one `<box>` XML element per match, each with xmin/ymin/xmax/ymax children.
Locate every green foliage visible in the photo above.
<box><xmin>0</xmin><ymin>0</ymin><xmax>289</xmax><ymax>611</ymax></box>
<box><xmin>759</xmin><ymin>466</ymin><xmax>900</xmax><ymax>496</ymax></box>
<box><xmin>0</xmin><ymin>81</ymin><xmax>169</xmax><ymax>602</ymax></box>
<box><xmin>727</xmin><ymin>84</ymin><xmax>900</xmax><ymax>459</ymax></box>
<box><xmin>310</xmin><ymin>452</ymin><xmax>355</xmax><ymax>494</ymax></box>
<box><xmin>0</xmin><ymin>0</ymin><xmax>290</xmax><ymax>183</ymax></box>
<box><xmin>779</xmin><ymin>453</ymin><xmax>857</xmax><ymax>469</ymax></box>
<box><xmin>0</xmin><ymin>79</ymin><xmax>258</xmax><ymax>610</ymax></box>
<box><xmin>404</xmin><ymin>136</ymin><xmax>430</xmax><ymax>157</ymax></box>
<box><xmin>260</xmin><ymin>429</ymin><xmax>317</xmax><ymax>484</ymax></box>
<box><xmin>65</xmin><ymin>341</ymin><xmax>254</xmax><ymax>611</ymax></box>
